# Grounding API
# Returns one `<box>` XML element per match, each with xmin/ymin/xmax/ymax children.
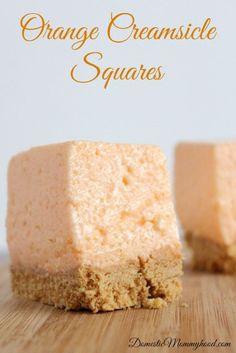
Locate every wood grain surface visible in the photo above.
<box><xmin>0</xmin><ymin>263</ymin><xmax>235</xmax><ymax>353</ymax></box>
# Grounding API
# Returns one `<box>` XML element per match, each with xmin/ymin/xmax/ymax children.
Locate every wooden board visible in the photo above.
<box><xmin>0</xmin><ymin>263</ymin><xmax>236</xmax><ymax>353</ymax></box>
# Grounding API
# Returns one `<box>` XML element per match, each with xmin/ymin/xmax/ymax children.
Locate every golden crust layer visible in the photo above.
<box><xmin>11</xmin><ymin>255</ymin><xmax>182</xmax><ymax>312</ymax></box>
<box><xmin>186</xmin><ymin>233</ymin><xmax>236</xmax><ymax>273</ymax></box>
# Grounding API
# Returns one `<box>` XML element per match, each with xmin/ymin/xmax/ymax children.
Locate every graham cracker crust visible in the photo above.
<box><xmin>186</xmin><ymin>233</ymin><xmax>236</xmax><ymax>273</ymax></box>
<box><xmin>11</xmin><ymin>255</ymin><xmax>182</xmax><ymax>313</ymax></box>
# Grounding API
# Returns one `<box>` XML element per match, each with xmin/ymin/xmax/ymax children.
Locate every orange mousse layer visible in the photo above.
<box><xmin>175</xmin><ymin>142</ymin><xmax>236</xmax><ymax>246</ymax></box>
<box><xmin>7</xmin><ymin>141</ymin><xmax>181</xmax><ymax>272</ymax></box>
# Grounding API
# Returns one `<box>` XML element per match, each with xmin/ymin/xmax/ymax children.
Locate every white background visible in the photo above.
<box><xmin>0</xmin><ymin>0</ymin><xmax>235</xmax><ymax>252</ymax></box>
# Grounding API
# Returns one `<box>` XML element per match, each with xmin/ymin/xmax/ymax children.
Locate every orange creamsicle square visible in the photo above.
<box><xmin>175</xmin><ymin>142</ymin><xmax>236</xmax><ymax>273</ymax></box>
<box><xmin>7</xmin><ymin>141</ymin><xmax>182</xmax><ymax>312</ymax></box>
